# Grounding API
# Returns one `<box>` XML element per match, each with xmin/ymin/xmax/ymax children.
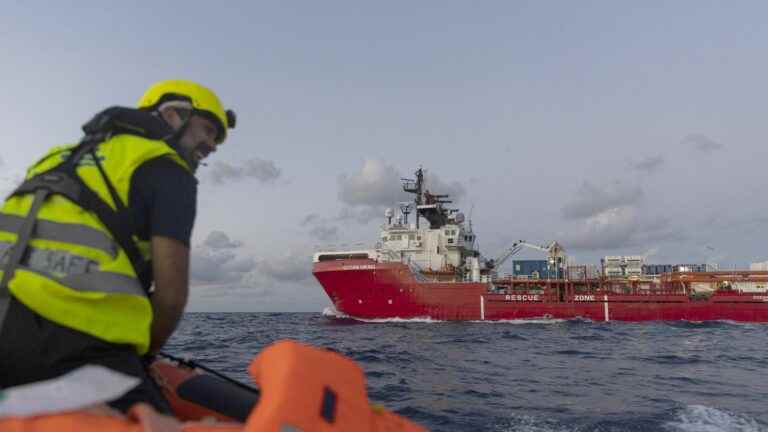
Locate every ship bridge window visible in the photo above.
<box><xmin>408</xmin><ymin>234</ymin><xmax>415</xmax><ymax>240</ymax></box>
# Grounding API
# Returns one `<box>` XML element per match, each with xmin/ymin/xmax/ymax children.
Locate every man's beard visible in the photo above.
<box><xmin>176</xmin><ymin>139</ymin><xmax>203</xmax><ymax>172</ymax></box>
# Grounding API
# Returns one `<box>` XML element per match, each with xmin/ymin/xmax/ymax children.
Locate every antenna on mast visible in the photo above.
<box><xmin>401</xmin><ymin>166</ymin><xmax>424</xmax><ymax>228</ymax></box>
<box><xmin>399</xmin><ymin>202</ymin><xmax>412</xmax><ymax>225</ymax></box>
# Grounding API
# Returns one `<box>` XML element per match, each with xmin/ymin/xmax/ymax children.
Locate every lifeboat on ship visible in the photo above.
<box><xmin>0</xmin><ymin>339</ymin><xmax>426</xmax><ymax>432</ymax></box>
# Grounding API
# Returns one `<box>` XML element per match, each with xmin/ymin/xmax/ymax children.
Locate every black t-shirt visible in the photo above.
<box><xmin>129</xmin><ymin>157</ymin><xmax>197</xmax><ymax>247</ymax></box>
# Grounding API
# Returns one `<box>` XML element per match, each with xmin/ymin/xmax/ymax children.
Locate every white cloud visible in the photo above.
<box><xmin>301</xmin><ymin>212</ymin><xmax>341</xmax><ymax>241</ymax></box>
<box><xmin>559</xmin><ymin>179</ymin><xmax>683</xmax><ymax>251</ymax></box>
<box><xmin>629</xmin><ymin>155</ymin><xmax>665</xmax><ymax>174</ymax></box>
<box><xmin>301</xmin><ymin>213</ymin><xmax>321</xmax><ymax>226</ymax></box>
<box><xmin>337</xmin><ymin>159</ymin><xmax>408</xmax><ymax>207</ymax></box>
<box><xmin>682</xmin><ymin>134</ymin><xmax>724</xmax><ymax>153</ymax></box>
<box><xmin>190</xmin><ymin>248</ymin><xmax>256</xmax><ymax>284</ymax></box>
<box><xmin>308</xmin><ymin>225</ymin><xmax>339</xmax><ymax>242</ymax></box>
<box><xmin>209</xmin><ymin>158</ymin><xmax>281</xmax><ymax>185</ymax></box>
<box><xmin>337</xmin><ymin>206</ymin><xmax>386</xmax><ymax>224</ymax></box>
<box><xmin>421</xmin><ymin>171</ymin><xmax>466</xmax><ymax>204</ymax></box>
<box><xmin>561</xmin><ymin>206</ymin><xmax>683</xmax><ymax>251</ymax></box>
<box><xmin>203</xmin><ymin>230</ymin><xmax>243</xmax><ymax>249</ymax></box>
<box><xmin>335</xmin><ymin>160</ymin><xmax>466</xmax><ymax>226</ymax></box>
<box><xmin>254</xmin><ymin>251</ymin><xmax>313</xmax><ymax>283</ymax></box>
<box><xmin>190</xmin><ymin>230</ymin><xmax>255</xmax><ymax>285</ymax></box>
<box><xmin>563</xmin><ymin>206</ymin><xmax>641</xmax><ymax>250</ymax></box>
<box><xmin>189</xmin><ymin>232</ymin><xmax>314</xmax><ymax>307</ymax></box>
<box><xmin>189</xmin><ymin>249</ymin><xmax>321</xmax><ymax>312</ymax></box>
<box><xmin>561</xmin><ymin>181</ymin><xmax>643</xmax><ymax>220</ymax></box>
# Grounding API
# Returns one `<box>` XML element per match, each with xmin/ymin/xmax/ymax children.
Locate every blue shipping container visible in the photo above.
<box><xmin>512</xmin><ymin>260</ymin><xmax>552</xmax><ymax>279</ymax></box>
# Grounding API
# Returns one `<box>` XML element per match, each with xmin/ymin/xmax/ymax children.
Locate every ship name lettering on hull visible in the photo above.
<box><xmin>342</xmin><ymin>265</ymin><xmax>376</xmax><ymax>270</ymax></box>
<box><xmin>754</xmin><ymin>295</ymin><xmax>768</xmax><ymax>302</ymax></box>
<box><xmin>574</xmin><ymin>295</ymin><xmax>596</xmax><ymax>301</ymax></box>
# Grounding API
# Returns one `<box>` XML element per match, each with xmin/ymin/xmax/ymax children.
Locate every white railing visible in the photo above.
<box><xmin>407</xmin><ymin>259</ymin><xmax>431</xmax><ymax>282</ymax></box>
<box><xmin>376</xmin><ymin>247</ymin><xmax>433</xmax><ymax>282</ymax></box>
<box><xmin>378</xmin><ymin>248</ymin><xmax>401</xmax><ymax>262</ymax></box>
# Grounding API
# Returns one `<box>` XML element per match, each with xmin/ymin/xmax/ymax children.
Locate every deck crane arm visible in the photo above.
<box><xmin>517</xmin><ymin>241</ymin><xmax>550</xmax><ymax>254</ymax></box>
<box><xmin>485</xmin><ymin>240</ymin><xmax>526</xmax><ymax>269</ymax></box>
<box><xmin>525</xmin><ymin>241</ymin><xmax>566</xmax><ymax>267</ymax></box>
<box><xmin>486</xmin><ymin>240</ymin><xmax>567</xmax><ymax>272</ymax></box>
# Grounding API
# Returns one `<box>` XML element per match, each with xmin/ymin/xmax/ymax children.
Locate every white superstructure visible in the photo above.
<box><xmin>314</xmin><ymin>167</ymin><xmax>484</xmax><ymax>281</ymax></box>
<box><xmin>378</xmin><ymin>210</ymin><xmax>478</xmax><ymax>273</ymax></box>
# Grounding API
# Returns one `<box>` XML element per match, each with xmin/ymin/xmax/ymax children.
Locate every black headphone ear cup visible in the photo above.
<box><xmin>226</xmin><ymin>110</ymin><xmax>237</xmax><ymax>129</ymax></box>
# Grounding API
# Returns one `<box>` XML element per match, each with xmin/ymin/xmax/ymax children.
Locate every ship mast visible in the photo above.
<box><xmin>400</xmin><ymin>167</ymin><xmax>453</xmax><ymax>229</ymax></box>
<box><xmin>401</xmin><ymin>167</ymin><xmax>424</xmax><ymax>228</ymax></box>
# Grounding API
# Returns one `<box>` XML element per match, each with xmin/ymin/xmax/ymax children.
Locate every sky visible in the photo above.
<box><xmin>2</xmin><ymin>1</ymin><xmax>768</xmax><ymax>311</ymax></box>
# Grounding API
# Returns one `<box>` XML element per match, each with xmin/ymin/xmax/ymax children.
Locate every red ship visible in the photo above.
<box><xmin>313</xmin><ymin>168</ymin><xmax>768</xmax><ymax>322</ymax></box>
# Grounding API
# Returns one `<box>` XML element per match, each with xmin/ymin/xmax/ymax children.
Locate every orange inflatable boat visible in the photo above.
<box><xmin>0</xmin><ymin>339</ymin><xmax>426</xmax><ymax>431</ymax></box>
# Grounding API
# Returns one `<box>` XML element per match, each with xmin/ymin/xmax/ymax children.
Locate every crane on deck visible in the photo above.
<box><xmin>486</xmin><ymin>240</ymin><xmax>567</xmax><ymax>278</ymax></box>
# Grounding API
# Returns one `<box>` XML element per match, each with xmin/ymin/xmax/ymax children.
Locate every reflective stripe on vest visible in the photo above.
<box><xmin>0</xmin><ymin>133</ymin><xmax>190</xmax><ymax>354</ymax></box>
<box><xmin>0</xmin><ymin>214</ymin><xmax>117</xmax><ymax>258</ymax></box>
<box><xmin>0</xmin><ymin>241</ymin><xmax>145</xmax><ymax>297</ymax></box>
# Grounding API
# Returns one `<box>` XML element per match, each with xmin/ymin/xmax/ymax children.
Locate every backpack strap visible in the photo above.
<box><xmin>1</xmin><ymin>108</ymin><xmax>174</xmax><ymax>295</ymax></box>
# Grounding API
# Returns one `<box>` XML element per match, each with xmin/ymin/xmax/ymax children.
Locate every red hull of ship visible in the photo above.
<box><xmin>313</xmin><ymin>259</ymin><xmax>768</xmax><ymax>322</ymax></box>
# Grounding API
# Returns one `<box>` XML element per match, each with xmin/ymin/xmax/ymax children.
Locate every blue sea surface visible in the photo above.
<box><xmin>165</xmin><ymin>312</ymin><xmax>768</xmax><ymax>432</ymax></box>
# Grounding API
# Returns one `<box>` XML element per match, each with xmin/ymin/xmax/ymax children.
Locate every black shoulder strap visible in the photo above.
<box><xmin>3</xmin><ymin>107</ymin><xmax>173</xmax><ymax>293</ymax></box>
<box><xmin>0</xmin><ymin>188</ymin><xmax>50</xmax><ymax>325</ymax></box>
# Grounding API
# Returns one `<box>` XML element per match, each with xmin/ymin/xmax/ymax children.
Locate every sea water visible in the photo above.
<box><xmin>165</xmin><ymin>312</ymin><xmax>768</xmax><ymax>432</ymax></box>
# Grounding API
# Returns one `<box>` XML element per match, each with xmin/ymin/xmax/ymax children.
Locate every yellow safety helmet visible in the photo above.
<box><xmin>137</xmin><ymin>79</ymin><xmax>236</xmax><ymax>143</ymax></box>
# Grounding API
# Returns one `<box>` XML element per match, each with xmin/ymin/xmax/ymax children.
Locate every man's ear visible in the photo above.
<box><xmin>159</xmin><ymin>107</ymin><xmax>183</xmax><ymax>130</ymax></box>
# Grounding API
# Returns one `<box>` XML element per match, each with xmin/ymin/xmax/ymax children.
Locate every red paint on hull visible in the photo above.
<box><xmin>313</xmin><ymin>259</ymin><xmax>768</xmax><ymax>322</ymax></box>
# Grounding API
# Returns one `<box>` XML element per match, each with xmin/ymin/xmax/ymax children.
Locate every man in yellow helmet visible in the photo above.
<box><xmin>0</xmin><ymin>80</ymin><xmax>235</xmax><ymax>413</ymax></box>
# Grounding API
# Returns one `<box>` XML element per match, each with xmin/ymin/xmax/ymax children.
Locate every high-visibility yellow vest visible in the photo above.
<box><xmin>0</xmin><ymin>134</ymin><xmax>190</xmax><ymax>354</ymax></box>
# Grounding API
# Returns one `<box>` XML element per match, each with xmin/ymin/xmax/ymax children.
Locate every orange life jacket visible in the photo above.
<box><xmin>0</xmin><ymin>339</ymin><xmax>427</xmax><ymax>432</ymax></box>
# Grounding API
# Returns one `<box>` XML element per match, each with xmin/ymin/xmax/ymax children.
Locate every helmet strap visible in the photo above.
<box><xmin>154</xmin><ymin>105</ymin><xmax>199</xmax><ymax>173</ymax></box>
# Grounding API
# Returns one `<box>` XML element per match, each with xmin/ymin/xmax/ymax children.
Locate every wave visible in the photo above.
<box><xmin>323</xmin><ymin>307</ymin><xmax>573</xmax><ymax>324</ymax></box>
<box><xmin>493</xmin><ymin>413</ymin><xmax>575</xmax><ymax>432</ymax></box>
<box><xmin>324</xmin><ymin>313</ymin><xmax>567</xmax><ymax>324</ymax></box>
<box><xmin>469</xmin><ymin>318</ymin><xmax>568</xmax><ymax>325</ymax></box>
<box><xmin>665</xmin><ymin>405</ymin><xmax>765</xmax><ymax>432</ymax></box>
<box><xmin>322</xmin><ymin>306</ymin><xmax>344</xmax><ymax>318</ymax></box>
<box><xmin>321</xmin><ymin>307</ymin><xmax>767</xmax><ymax>328</ymax></box>
<box><xmin>495</xmin><ymin>406</ymin><xmax>766</xmax><ymax>432</ymax></box>
<box><xmin>353</xmin><ymin>316</ymin><xmax>444</xmax><ymax>323</ymax></box>
<box><xmin>664</xmin><ymin>319</ymin><xmax>765</xmax><ymax>329</ymax></box>
<box><xmin>321</xmin><ymin>306</ymin><xmax>444</xmax><ymax>323</ymax></box>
